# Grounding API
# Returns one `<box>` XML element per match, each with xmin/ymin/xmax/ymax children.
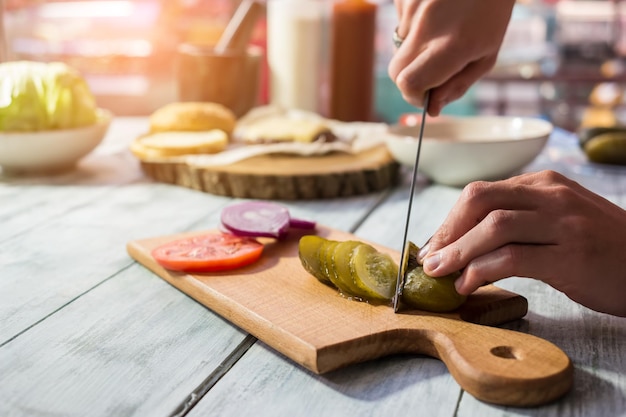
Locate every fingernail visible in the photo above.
<box><xmin>454</xmin><ymin>276</ymin><xmax>465</xmax><ymax>293</ymax></box>
<box><xmin>417</xmin><ymin>243</ymin><xmax>430</xmax><ymax>263</ymax></box>
<box><xmin>423</xmin><ymin>251</ymin><xmax>441</xmax><ymax>273</ymax></box>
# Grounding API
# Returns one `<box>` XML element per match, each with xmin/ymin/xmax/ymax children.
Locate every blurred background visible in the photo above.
<box><xmin>3</xmin><ymin>0</ymin><xmax>626</xmax><ymax>131</ymax></box>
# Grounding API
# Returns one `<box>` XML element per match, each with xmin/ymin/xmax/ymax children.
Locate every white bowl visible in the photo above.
<box><xmin>0</xmin><ymin>109</ymin><xmax>112</xmax><ymax>175</ymax></box>
<box><xmin>386</xmin><ymin>116</ymin><xmax>553</xmax><ymax>187</ymax></box>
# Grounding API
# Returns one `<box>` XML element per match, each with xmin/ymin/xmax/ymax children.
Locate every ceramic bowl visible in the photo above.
<box><xmin>0</xmin><ymin>109</ymin><xmax>112</xmax><ymax>175</ymax></box>
<box><xmin>385</xmin><ymin>116</ymin><xmax>553</xmax><ymax>187</ymax></box>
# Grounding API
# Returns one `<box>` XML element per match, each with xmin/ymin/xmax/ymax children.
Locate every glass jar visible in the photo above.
<box><xmin>266</xmin><ymin>0</ymin><xmax>329</xmax><ymax>113</ymax></box>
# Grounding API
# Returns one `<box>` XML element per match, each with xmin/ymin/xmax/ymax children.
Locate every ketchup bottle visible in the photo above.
<box><xmin>329</xmin><ymin>0</ymin><xmax>377</xmax><ymax>122</ymax></box>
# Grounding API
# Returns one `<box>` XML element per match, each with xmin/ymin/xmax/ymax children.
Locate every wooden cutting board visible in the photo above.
<box><xmin>126</xmin><ymin>226</ymin><xmax>573</xmax><ymax>407</ymax></box>
<box><xmin>138</xmin><ymin>146</ymin><xmax>399</xmax><ymax>200</ymax></box>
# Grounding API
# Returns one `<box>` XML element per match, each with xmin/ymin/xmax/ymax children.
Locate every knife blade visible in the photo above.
<box><xmin>393</xmin><ymin>90</ymin><xmax>431</xmax><ymax>313</ymax></box>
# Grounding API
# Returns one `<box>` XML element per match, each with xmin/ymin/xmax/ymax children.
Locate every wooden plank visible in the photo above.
<box><xmin>0</xmin><ymin>117</ymin><xmax>148</xmax><ymax>242</ymax></box>
<box><xmin>188</xmin><ymin>341</ymin><xmax>460</xmax><ymax>417</ymax></box>
<box><xmin>0</xmin><ymin>184</ymin><xmax>125</xmax><ymax>242</ymax></box>
<box><xmin>0</xmin><ymin>183</ymin><xmax>227</xmax><ymax>344</ymax></box>
<box><xmin>0</xmin><ymin>265</ymin><xmax>249</xmax><ymax>417</ymax></box>
<box><xmin>357</xmin><ymin>174</ymin><xmax>460</xmax><ymax>251</ymax></box>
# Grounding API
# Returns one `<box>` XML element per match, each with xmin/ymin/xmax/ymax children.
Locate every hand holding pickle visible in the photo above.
<box><xmin>419</xmin><ymin>170</ymin><xmax>626</xmax><ymax>318</ymax></box>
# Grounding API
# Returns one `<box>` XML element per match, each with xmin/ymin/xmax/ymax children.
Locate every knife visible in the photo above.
<box><xmin>393</xmin><ymin>90</ymin><xmax>431</xmax><ymax>313</ymax></box>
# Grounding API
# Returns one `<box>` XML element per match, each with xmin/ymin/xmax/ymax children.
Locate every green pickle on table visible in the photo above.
<box><xmin>297</xmin><ymin>235</ymin><xmax>466</xmax><ymax>312</ymax></box>
<box><xmin>578</xmin><ymin>126</ymin><xmax>626</xmax><ymax>165</ymax></box>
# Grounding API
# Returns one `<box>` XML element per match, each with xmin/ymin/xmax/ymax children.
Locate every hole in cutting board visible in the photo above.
<box><xmin>490</xmin><ymin>345</ymin><xmax>518</xmax><ymax>360</ymax></box>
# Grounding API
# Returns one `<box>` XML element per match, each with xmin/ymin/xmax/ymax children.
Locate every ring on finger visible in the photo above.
<box><xmin>392</xmin><ymin>27</ymin><xmax>404</xmax><ymax>48</ymax></box>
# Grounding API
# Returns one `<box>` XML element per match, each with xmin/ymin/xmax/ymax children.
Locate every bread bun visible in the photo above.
<box><xmin>131</xmin><ymin>130</ymin><xmax>228</xmax><ymax>159</ymax></box>
<box><xmin>149</xmin><ymin>102</ymin><xmax>236</xmax><ymax>134</ymax></box>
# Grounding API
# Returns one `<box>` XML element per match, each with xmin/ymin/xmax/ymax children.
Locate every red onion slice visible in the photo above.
<box><xmin>221</xmin><ymin>201</ymin><xmax>291</xmax><ymax>238</ymax></box>
<box><xmin>289</xmin><ymin>217</ymin><xmax>317</xmax><ymax>229</ymax></box>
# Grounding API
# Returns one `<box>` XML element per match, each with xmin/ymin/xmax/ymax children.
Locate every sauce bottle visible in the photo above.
<box><xmin>267</xmin><ymin>0</ymin><xmax>326</xmax><ymax>113</ymax></box>
<box><xmin>329</xmin><ymin>0</ymin><xmax>377</xmax><ymax>121</ymax></box>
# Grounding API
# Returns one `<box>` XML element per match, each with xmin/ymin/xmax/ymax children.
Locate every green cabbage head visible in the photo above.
<box><xmin>0</xmin><ymin>61</ymin><xmax>99</xmax><ymax>132</ymax></box>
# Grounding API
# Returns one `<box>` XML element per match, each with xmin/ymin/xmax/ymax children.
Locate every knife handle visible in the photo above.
<box><xmin>427</xmin><ymin>323</ymin><xmax>573</xmax><ymax>407</ymax></box>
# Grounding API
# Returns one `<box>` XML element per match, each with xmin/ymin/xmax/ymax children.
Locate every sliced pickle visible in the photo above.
<box><xmin>406</xmin><ymin>241</ymin><xmax>421</xmax><ymax>271</ymax></box>
<box><xmin>320</xmin><ymin>240</ymin><xmax>341</xmax><ymax>286</ymax></box>
<box><xmin>298</xmin><ymin>235</ymin><xmax>331</xmax><ymax>284</ymax></box>
<box><xmin>320</xmin><ymin>240</ymin><xmax>339</xmax><ymax>277</ymax></box>
<box><xmin>332</xmin><ymin>241</ymin><xmax>368</xmax><ymax>299</ymax></box>
<box><xmin>351</xmin><ymin>243</ymin><xmax>398</xmax><ymax>301</ymax></box>
<box><xmin>299</xmin><ymin>236</ymin><xmax>466</xmax><ymax>312</ymax></box>
<box><xmin>401</xmin><ymin>267</ymin><xmax>466</xmax><ymax>313</ymax></box>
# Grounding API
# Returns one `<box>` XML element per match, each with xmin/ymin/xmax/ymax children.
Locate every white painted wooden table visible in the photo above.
<box><xmin>0</xmin><ymin>117</ymin><xmax>624</xmax><ymax>417</ymax></box>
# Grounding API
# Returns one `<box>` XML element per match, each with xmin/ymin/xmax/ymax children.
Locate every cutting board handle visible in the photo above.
<box><xmin>430</xmin><ymin>323</ymin><xmax>573</xmax><ymax>407</ymax></box>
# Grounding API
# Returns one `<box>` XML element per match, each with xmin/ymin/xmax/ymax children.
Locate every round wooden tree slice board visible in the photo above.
<box><xmin>139</xmin><ymin>145</ymin><xmax>400</xmax><ymax>200</ymax></box>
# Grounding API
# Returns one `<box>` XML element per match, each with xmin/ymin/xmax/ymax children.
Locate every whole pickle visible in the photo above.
<box><xmin>578</xmin><ymin>126</ymin><xmax>626</xmax><ymax>148</ymax></box>
<box><xmin>583</xmin><ymin>132</ymin><xmax>626</xmax><ymax>165</ymax></box>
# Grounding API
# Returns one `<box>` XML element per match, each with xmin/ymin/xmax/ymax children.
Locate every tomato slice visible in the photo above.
<box><xmin>151</xmin><ymin>232</ymin><xmax>263</xmax><ymax>272</ymax></box>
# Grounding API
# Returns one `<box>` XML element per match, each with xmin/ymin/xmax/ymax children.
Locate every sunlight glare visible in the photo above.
<box><xmin>38</xmin><ymin>1</ymin><xmax>135</xmax><ymax>19</ymax></box>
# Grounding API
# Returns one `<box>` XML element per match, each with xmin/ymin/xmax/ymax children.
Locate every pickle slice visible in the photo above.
<box><xmin>351</xmin><ymin>243</ymin><xmax>398</xmax><ymax>301</ymax></box>
<box><xmin>401</xmin><ymin>267</ymin><xmax>466</xmax><ymax>312</ymax></box>
<box><xmin>332</xmin><ymin>241</ymin><xmax>368</xmax><ymax>299</ymax></box>
<box><xmin>298</xmin><ymin>235</ymin><xmax>331</xmax><ymax>284</ymax></box>
<box><xmin>406</xmin><ymin>241</ymin><xmax>421</xmax><ymax>271</ymax></box>
<box><xmin>320</xmin><ymin>240</ymin><xmax>339</xmax><ymax>278</ymax></box>
<box><xmin>321</xmin><ymin>240</ymin><xmax>352</xmax><ymax>293</ymax></box>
